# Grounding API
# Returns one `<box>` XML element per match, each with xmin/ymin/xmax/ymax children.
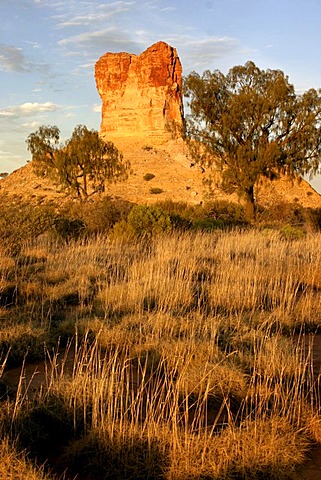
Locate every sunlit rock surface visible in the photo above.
<box><xmin>95</xmin><ymin>41</ymin><xmax>184</xmax><ymax>144</ymax></box>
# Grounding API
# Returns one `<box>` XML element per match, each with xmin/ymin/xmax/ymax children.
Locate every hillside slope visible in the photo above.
<box><xmin>1</xmin><ymin>138</ymin><xmax>321</xmax><ymax>210</ymax></box>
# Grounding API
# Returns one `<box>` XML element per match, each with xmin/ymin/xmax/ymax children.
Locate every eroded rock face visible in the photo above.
<box><xmin>95</xmin><ymin>41</ymin><xmax>184</xmax><ymax>143</ymax></box>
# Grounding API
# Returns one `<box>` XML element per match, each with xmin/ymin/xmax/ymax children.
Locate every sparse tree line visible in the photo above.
<box><xmin>1</xmin><ymin>193</ymin><xmax>321</xmax><ymax>257</ymax></box>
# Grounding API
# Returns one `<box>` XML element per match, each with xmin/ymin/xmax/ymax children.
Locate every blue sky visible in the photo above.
<box><xmin>1</xmin><ymin>0</ymin><xmax>321</xmax><ymax>191</ymax></box>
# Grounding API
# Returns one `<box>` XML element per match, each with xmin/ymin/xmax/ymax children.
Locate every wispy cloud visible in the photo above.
<box><xmin>0</xmin><ymin>43</ymin><xmax>52</xmax><ymax>77</ymax></box>
<box><xmin>0</xmin><ymin>44</ymin><xmax>29</xmax><ymax>72</ymax></box>
<box><xmin>49</xmin><ymin>1</ymin><xmax>175</xmax><ymax>57</ymax></box>
<box><xmin>54</xmin><ymin>1</ymin><xmax>135</xmax><ymax>28</ymax></box>
<box><xmin>183</xmin><ymin>37</ymin><xmax>240</xmax><ymax>69</ymax></box>
<box><xmin>58</xmin><ymin>27</ymin><xmax>143</xmax><ymax>53</ymax></box>
<box><xmin>163</xmin><ymin>34</ymin><xmax>246</xmax><ymax>71</ymax></box>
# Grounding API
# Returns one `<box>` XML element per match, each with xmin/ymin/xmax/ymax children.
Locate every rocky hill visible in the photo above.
<box><xmin>2</xmin><ymin>41</ymin><xmax>321</xmax><ymax>210</ymax></box>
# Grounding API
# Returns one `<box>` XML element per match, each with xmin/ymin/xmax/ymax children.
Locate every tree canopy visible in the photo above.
<box><xmin>184</xmin><ymin>61</ymin><xmax>321</xmax><ymax>219</ymax></box>
<box><xmin>26</xmin><ymin>125</ymin><xmax>129</xmax><ymax>199</ymax></box>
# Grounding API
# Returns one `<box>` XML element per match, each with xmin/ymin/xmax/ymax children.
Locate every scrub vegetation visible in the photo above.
<box><xmin>1</xmin><ymin>198</ymin><xmax>321</xmax><ymax>479</ymax></box>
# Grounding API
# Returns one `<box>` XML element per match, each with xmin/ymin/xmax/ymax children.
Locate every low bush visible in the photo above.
<box><xmin>126</xmin><ymin>204</ymin><xmax>171</xmax><ymax>238</ymax></box>
<box><xmin>150</xmin><ymin>187</ymin><xmax>164</xmax><ymax>195</ymax></box>
<box><xmin>143</xmin><ymin>173</ymin><xmax>155</xmax><ymax>181</ymax></box>
<box><xmin>204</xmin><ymin>200</ymin><xmax>247</xmax><ymax>225</ymax></box>
<box><xmin>0</xmin><ymin>198</ymin><xmax>55</xmax><ymax>255</ymax></box>
<box><xmin>157</xmin><ymin>199</ymin><xmax>247</xmax><ymax>231</ymax></box>
<box><xmin>56</xmin><ymin>197</ymin><xmax>132</xmax><ymax>236</ymax></box>
<box><xmin>279</xmin><ymin>224</ymin><xmax>306</xmax><ymax>241</ymax></box>
<box><xmin>258</xmin><ymin>202</ymin><xmax>305</xmax><ymax>227</ymax></box>
<box><xmin>52</xmin><ymin>216</ymin><xmax>85</xmax><ymax>242</ymax></box>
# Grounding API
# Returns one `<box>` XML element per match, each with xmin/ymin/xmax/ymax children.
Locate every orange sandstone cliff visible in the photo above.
<box><xmin>95</xmin><ymin>41</ymin><xmax>184</xmax><ymax>144</ymax></box>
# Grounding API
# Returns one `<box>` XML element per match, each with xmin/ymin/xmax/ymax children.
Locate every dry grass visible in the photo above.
<box><xmin>0</xmin><ymin>437</ymin><xmax>53</xmax><ymax>480</ymax></box>
<box><xmin>1</xmin><ymin>229</ymin><xmax>321</xmax><ymax>478</ymax></box>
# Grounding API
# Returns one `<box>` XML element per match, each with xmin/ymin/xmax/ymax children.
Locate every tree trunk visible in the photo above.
<box><xmin>243</xmin><ymin>185</ymin><xmax>256</xmax><ymax>222</ymax></box>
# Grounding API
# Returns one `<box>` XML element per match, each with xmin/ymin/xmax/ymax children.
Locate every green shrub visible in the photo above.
<box><xmin>143</xmin><ymin>173</ymin><xmax>155</xmax><ymax>181</ymax></box>
<box><xmin>157</xmin><ymin>200</ymin><xmax>247</xmax><ymax>231</ymax></box>
<box><xmin>111</xmin><ymin>219</ymin><xmax>135</xmax><ymax>241</ymax></box>
<box><xmin>192</xmin><ymin>218</ymin><xmax>224</xmax><ymax>231</ymax></box>
<box><xmin>279</xmin><ymin>225</ymin><xmax>306</xmax><ymax>240</ymax></box>
<box><xmin>150</xmin><ymin>188</ymin><xmax>163</xmax><ymax>195</ymax></box>
<box><xmin>126</xmin><ymin>205</ymin><xmax>171</xmax><ymax>238</ymax></box>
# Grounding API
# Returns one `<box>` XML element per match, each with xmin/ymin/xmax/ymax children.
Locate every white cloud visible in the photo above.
<box><xmin>92</xmin><ymin>103</ymin><xmax>101</xmax><ymax>113</ymax></box>
<box><xmin>21</xmin><ymin>120</ymin><xmax>42</xmax><ymax>129</ymax></box>
<box><xmin>0</xmin><ymin>102</ymin><xmax>59</xmax><ymax>118</ymax></box>
<box><xmin>20</xmin><ymin>102</ymin><xmax>58</xmax><ymax>113</ymax></box>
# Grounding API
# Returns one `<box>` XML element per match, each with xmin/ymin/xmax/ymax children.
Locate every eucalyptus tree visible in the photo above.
<box><xmin>27</xmin><ymin>124</ymin><xmax>129</xmax><ymax>199</ymax></box>
<box><xmin>184</xmin><ymin>61</ymin><xmax>321</xmax><ymax>219</ymax></box>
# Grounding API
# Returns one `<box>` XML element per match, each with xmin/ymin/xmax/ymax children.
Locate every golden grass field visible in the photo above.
<box><xmin>1</xmin><ymin>229</ymin><xmax>321</xmax><ymax>479</ymax></box>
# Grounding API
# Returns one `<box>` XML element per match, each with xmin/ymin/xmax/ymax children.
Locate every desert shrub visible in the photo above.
<box><xmin>111</xmin><ymin>219</ymin><xmax>136</xmax><ymax>240</ymax></box>
<box><xmin>0</xmin><ymin>199</ymin><xmax>55</xmax><ymax>255</ymax></box>
<box><xmin>150</xmin><ymin>187</ymin><xmax>164</xmax><ymax>195</ymax></box>
<box><xmin>59</xmin><ymin>197</ymin><xmax>132</xmax><ymax>236</ymax></box>
<box><xmin>279</xmin><ymin>225</ymin><xmax>306</xmax><ymax>241</ymax></box>
<box><xmin>191</xmin><ymin>217</ymin><xmax>224</xmax><ymax>231</ymax></box>
<box><xmin>52</xmin><ymin>216</ymin><xmax>85</xmax><ymax>242</ymax></box>
<box><xmin>204</xmin><ymin>200</ymin><xmax>247</xmax><ymax>225</ymax></box>
<box><xmin>301</xmin><ymin>207</ymin><xmax>321</xmax><ymax>231</ymax></box>
<box><xmin>158</xmin><ymin>201</ymin><xmax>216</xmax><ymax>230</ymax></box>
<box><xmin>126</xmin><ymin>205</ymin><xmax>171</xmax><ymax>238</ymax></box>
<box><xmin>258</xmin><ymin>202</ymin><xmax>306</xmax><ymax>227</ymax></box>
<box><xmin>143</xmin><ymin>173</ymin><xmax>155</xmax><ymax>181</ymax></box>
<box><xmin>157</xmin><ymin>200</ymin><xmax>247</xmax><ymax>231</ymax></box>
<box><xmin>155</xmin><ymin>200</ymin><xmax>192</xmax><ymax>230</ymax></box>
